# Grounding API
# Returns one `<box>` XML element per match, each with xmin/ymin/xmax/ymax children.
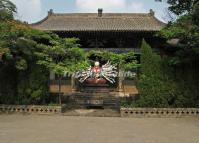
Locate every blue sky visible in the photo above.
<box><xmin>10</xmin><ymin>0</ymin><xmax>169</xmax><ymax>23</ymax></box>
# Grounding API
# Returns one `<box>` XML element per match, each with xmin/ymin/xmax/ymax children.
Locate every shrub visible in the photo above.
<box><xmin>135</xmin><ymin>40</ymin><xmax>178</xmax><ymax>107</ymax></box>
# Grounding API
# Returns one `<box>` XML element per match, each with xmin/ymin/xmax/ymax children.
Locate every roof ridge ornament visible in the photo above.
<box><xmin>149</xmin><ymin>9</ymin><xmax>155</xmax><ymax>16</ymax></box>
<box><xmin>98</xmin><ymin>8</ymin><xmax>103</xmax><ymax>17</ymax></box>
<box><xmin>48</xmin><ymin>9</ymin><xmax>54</xmax><ymax>16</ymax></box>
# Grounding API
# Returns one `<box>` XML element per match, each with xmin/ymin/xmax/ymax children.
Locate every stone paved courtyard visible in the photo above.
<box><xmin>0</xmin><ymin>115</ymin><xmax>199</xmax><ymax>143</ymax></box>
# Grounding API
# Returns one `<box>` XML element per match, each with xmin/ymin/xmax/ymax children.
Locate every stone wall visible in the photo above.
<box><xmin>121</xmin><ymin>108</ymin><xmax>199</xmax><ymax>117</ymax></box>
<box><xmin>0</xmin><ymin>105</ymin><xmax>62</xmax><ymax>115</ymax></box>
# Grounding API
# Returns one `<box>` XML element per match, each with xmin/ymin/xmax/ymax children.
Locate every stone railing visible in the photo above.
<box><xmin>1</xmin><ymin>105</ymin><xmax>199</xmax><ymax>117</ymax></box>
<box><xmin>121</xmin><ymin>108</ymin><xmax>199</xmax><ymax>118</ymax></box>
<box><xmin>0</xmin><ymin>105</ymin><xmax>62</xmax><ymax>115</ymax></box>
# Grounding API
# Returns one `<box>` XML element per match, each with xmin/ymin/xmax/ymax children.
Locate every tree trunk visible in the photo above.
<box><xmin>58</xmin><ymin>75</ymin><xmax>62</xmax><ymax>105</ymax></box>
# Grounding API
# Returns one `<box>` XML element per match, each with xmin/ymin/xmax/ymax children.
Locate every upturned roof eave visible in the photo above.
<box><xmin>31</xmin><ymin>11</ymin><xmax>166</xmax><ymax>32</ymax></box>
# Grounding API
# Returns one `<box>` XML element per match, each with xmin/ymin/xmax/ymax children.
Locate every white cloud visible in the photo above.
<box><xmin>75</xmin><ymin>0</ymin><xmax>146</xmax><ymax>13</ymax></box>
<box><xmin>127</xmin><ymin>2</ymin><xmax>146</xmax><ymax>13</ymax></box>
<box><xmin>10</xmin><ymin>0</ymin><xmax>42</xmax><ymax>23</ymax></box>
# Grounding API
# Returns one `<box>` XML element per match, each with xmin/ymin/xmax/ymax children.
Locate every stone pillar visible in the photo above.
<box><xmin>71</xmin><ymin>75</ymin><xmax>76</xmax><ymax>92</ymax></box>
<box><xmin>118</xmin><ymin>70</ymin><xmax>124</xmax><ymax>92</ymax></box>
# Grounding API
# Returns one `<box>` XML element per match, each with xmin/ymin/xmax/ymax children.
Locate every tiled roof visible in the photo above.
<box><xmin>31</xmin><ymin>11</ymin><xmax>166</xmax><ymax>32</ymax></box>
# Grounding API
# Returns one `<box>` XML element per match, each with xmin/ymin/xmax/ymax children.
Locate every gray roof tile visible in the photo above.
<box><xmin>31</xmin><ymin>12</ymin><xmax>166</xmax><ymax>32</ymax></box>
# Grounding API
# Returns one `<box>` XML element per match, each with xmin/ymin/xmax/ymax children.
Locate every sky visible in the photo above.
<box><xmin>10</xmin><ymin>0</ymin><xmax>169</xmax><ymax>23</ymax></box>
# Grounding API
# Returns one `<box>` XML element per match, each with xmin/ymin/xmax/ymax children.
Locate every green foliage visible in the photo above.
<box><xmin>154</xmin><ymin>0</ymin><xmax>199</xmax><ymax>107</ymax></box>
<box><xmin>16</xmin><ymin>65</ymin><xmax>49</xmax><ymax>105</ymax></box>
<box><xmin>86</xmin><ymin>50</ymin><xmax>139</xmax><ymax>71</ymax></box>
<box><xmin>34</xmin><ymin>36</ymin><xmax>89</xmax><ymax>104</ymax></box>
<box><xmin>15</xmin><ymin>59</ymin><xmax>27</xmax><ymax>70</ymax></box>
<box><xmin>135</xmin><ymin>40</ymin><xmax>178</xmax><ymax>107</ymax></box>
<box><xmin>36</xmin><ymin>38</ymin><xmax>89</xmax><ymax>76</ymax></box>
<box><xmin>158</xmin><ymin>1</ymin><xmax>199</xmax><ymax>66</ymax></box>
<box><xmin>167</xmin><ymin>0</ymin><xmax>198</xmax><ymax>15</ymax></box>
<box><xmin>148</xmin><ymin>0</ymin><xmax>199</xmax><ymax>107</ymax></box>
<box><xmin>157</xmin><ymin>0</ymin><xmax>198</xmax><ymax>15</ymax></box>
<box><xmin>132</xmin><ymin>40</ymin><xmax>199</xmax><ymax>108</ymax></box>
<box><xmin>192</xmin><ymin>1</ymin><xmax>199</xmax><ymax>25</ymax></box>
<box><xmin>159</xmin><ymin>15</ymin><xmax>191</xmax><ymax>39</ymax></box>
<box><xmin>0</xmin><ymin>21</ymin><xmax>35</xmax><ymax>70</ymax></box>
<box><xmin>0</xmin><ymin>64</ymin><xmax>17</xmax><ymax>104</ymax></box>
<box><xmin>0</xmin><ymin>0</ymin><xmax>16</xmax><ymax>21</ymax></box>
<box><xmin>0</xmin><ymin>20</ymin><xmax>55</xmax><ymax>105</ymax></box>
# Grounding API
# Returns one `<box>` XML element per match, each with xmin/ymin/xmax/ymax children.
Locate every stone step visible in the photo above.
<box><xmin>62</xmin><ymin>91</ymin><xmax>121</xmax><ymax>111</ymax></box>
<box><xmin>65</xmin><ymin>92</ymin><xmax>117</xmax><ymax>96</ymax></box>
<box><xmin>69</xmin><ymin>98</ymin><xmax>120</xmax><ymax>105</ymax></box>
<box><xmin>82</xmin><ymin>89</ymin><xmax>115</xmax><ymax>93</ymax></box>
<box><xmin>70</xmin><ymin>96</ymin><xmax>119</xmax><ymax>101</ymax></box>
<box><xmin>79</xmin><ymin>86</ymin><xmax>116</xmax><ymax>93</ymax></box>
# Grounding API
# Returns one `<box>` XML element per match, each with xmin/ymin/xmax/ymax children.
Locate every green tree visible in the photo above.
<box><xmin>0</xmin><ymin>21</ymin><xmax>62</xmax><ymax>105</ymax></box>
<box><xmin>136</xmin><ymin>40</ymin><xmax>177</xmax><ymax>107</ymax></box>
<box><xmin>0</xmin><ymin>21</ymin><xmax>49</xmax><ymax>104</ymax></box>
<box><xmin>0</xmin><ymin>0</ymin><xmax>16</xmax><ymax>21</ymax></box>
<box><xmin>155</xmin><ymin>0</ymin><xmax>198</xmax><ymax>15</ymax></box>
<box><xmin>36</xmin><ymin>38</ymin><xmax>88</xmax><ymax>104</ymax></box>
<box><xmin>155</xmin><ymin>1</ymin><xmax>199</xmax><ymax>108</ymax></box>
<box><xmin>167</xmin><ymin>0</ymin><xmax>198</xmax><ymax>15</ymax></box>
<box><xmin>159</xmin><ymin>1</ymin><xmax>199</xmax><ymax>66</ymax></box>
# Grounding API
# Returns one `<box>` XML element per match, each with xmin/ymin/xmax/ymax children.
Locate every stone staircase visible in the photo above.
<box><xmin>62</xmin><ymin>92</ymin><xmax>120</xmax><ymax>109</ymax></box>
<box><xmin>61</xmin><ymin>87</ymin><xmax>121</xmax><ymax>117</ymax></box>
